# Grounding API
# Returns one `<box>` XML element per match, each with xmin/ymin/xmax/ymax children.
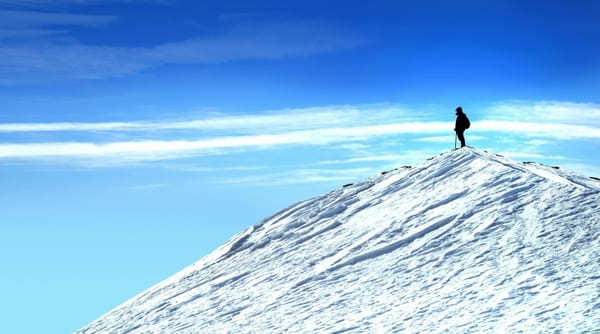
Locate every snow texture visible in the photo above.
<box><xmin>77</xmin><ymin>148</ymin><xmax>600</xmax><ymax>333</ymax></box>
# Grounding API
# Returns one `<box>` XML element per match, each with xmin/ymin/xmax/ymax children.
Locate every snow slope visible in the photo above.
<box><xmin>77</xmin><ymin>147</ymin><xmax>600</xmax><ymax>333</ymax></box>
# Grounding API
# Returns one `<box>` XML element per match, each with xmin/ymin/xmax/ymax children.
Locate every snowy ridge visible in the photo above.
<box><xmin>77</xmin><ymin>147</ymin><xmax>600</xmax><ymax>333</ymax></box>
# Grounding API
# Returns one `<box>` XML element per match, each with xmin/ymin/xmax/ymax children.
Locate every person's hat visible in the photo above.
<box><xmin>455</xmin><ymin>106</ymin><xmax>463</xmax><ymax>112</ymax></box>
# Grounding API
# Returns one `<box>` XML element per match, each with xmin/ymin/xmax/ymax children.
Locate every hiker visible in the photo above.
<box><xmin>454</xmin><ymin>106</ymin><xmax>470</xmax><ymax>148</ymax></box>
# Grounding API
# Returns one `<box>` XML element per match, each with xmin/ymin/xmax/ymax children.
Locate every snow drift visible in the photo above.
<box><xmin>77</xmin><ymin>147</ymin><xmax>600</xmax><ymax>333</ymax></box>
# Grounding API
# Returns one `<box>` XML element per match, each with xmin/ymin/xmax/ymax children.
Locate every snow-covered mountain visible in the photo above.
<box><xmin>77</xmin><ymin>147</ymin><xmax>600</xmax><ymax>333</ymax></box>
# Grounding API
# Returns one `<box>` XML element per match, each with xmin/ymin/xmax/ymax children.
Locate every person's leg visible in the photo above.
<box><xmin>457</xmin><ymin>130</ymin><xmax>466</xmax><ymax>147</ymax></box>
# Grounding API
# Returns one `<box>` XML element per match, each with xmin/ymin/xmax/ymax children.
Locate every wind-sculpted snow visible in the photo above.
<box><xmin>77</xmin><ymin>148</ymin><xmax>600</xmax><ymax>333</ymax></box>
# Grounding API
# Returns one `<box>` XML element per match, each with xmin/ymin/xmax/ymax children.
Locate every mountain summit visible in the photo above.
<box><xmin>78</xmin><ymin>148</ymin><xmax>600</xmax><ymax>333</ymax></box>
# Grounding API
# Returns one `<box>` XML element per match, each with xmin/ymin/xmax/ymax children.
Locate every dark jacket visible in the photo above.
<box><xmin>455</xmin><ymin>112</ymin><xmax>469</xmax><ymax>131</ymax></box>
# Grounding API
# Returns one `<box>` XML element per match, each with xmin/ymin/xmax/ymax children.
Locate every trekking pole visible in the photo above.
<box><xmin>454</xmin><ymin>133</ymin><xmax>457</xmax><ymax>149</ymax></box>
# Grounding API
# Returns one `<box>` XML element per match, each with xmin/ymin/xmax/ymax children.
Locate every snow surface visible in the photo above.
<box><xmin>77</xmin><ymin>147</ymin><xmax>600</xmax><ymax>333</ymax></box>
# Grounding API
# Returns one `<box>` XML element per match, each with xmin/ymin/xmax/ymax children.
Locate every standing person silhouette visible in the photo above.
<box><xmin>454</xmin><ymin>106</ymin><xmax>470</xmax><ymax>148</ymax></box>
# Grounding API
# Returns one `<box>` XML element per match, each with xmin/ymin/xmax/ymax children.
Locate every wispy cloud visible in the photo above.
<box><xmin>0</xmin><ymin>43</ymin><xmax>148</xmax><ymax>81</ymax></box>
<box><xmin>0</xmin><ymin>12</ymin><xmax>367</xmax><ymax>83</ymax></box>
<box><xmin>218</xmin><ymin>168</ymin><xmax>377</xmax><ymax>186</ymax></box>
<box><xmin>485</xmin><ymin>100</ymin><xmax>600</xmax><ymax>126</ymax></box>
<box><xmin>0</xmin><ymin>0</ymin><xmax>169</xmax><ymax>9</ymax></box>
<box><xmin>524</xmin><ymin>139</ymin><xmax>552</xmax><ymax>146</ymax></box>
<box><xmin>0</xmin><ymin>104</ymin><xmax>412</xmax><ymax>133</ymax></box>
<box><xmin>414</xmin><ymin>135</ymin><xmax>486</xmax><ymax>143</ymax></box>
<box><xmin>472</xmin><ymin>121</ymin><xmax>600</xmax><ymax>140</ymax></box>
<box><xmin>0</xmin><ymin>122</ymin><xmax>451</xmax><ymax>163</ymax></box>
<box><xmin>2</xmin><ymin>119</ymin><xmax>598</xmax><ymax>143</ymax></box>
<box><xmin>145</xmin><ymin>20</ymin><xmax>366</xmax><ymax>64</ymax></box>
<box><xmin>317</xmin><ymin>154</ymin><xmax>409</xmax><ymax>166</ymax></box>
<box><xmin>469</xmin><ymin>101</ymin><xmax>600</xmax><ymax>140</ymax></box>
<box><xmin>0</xmin><ymin>10</ymin><xmax>117</xmax><ymax>28</ymax></box>
<box><xmin>0</xmin><ymin>103</ymin><xmax>429</xmax><ymax>165</ymax></box>
<box><xmin>315</xmin><ymin>150</ymin><xmax>440</xmax><ymax>171</ymax></box>
<box><xmin>5</xmin><ymin>103</ymin><xmax>599</xmax><ymax>141</ymax></box>
<box><xmin>164</xmin><ymin>165</ymin><xmax>267</xmax><ymax>173</ymax></box>
<box><xmin>0</xmin><ymin>10</ymin><xmax>117</xmax><ymax>42</ymax></box>
<box><xmin>0</xmin><ymin>101</ymin><xmax>598</xmax><ymax>170</ymax></box>
<box><xmin>125</xmin><ymin>183</ymin><xmax>168</xmax><ymax>190</ymax></box>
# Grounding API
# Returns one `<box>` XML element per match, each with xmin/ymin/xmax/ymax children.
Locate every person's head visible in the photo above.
<box><xmin>455</xmin><ymin>106</ymin><xmax>463</xmax><ymax>115</ymax></box>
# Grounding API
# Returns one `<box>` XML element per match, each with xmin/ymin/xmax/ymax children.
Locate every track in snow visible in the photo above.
<box><xmin>77</xmin><ymin>147</ymin><xmax>600</xmax><ymax>333</ymax></box>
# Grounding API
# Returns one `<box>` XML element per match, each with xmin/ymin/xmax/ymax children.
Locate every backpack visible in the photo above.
<box><xmin>464</xmin><ymin>116</ymin><xmax>470</xmax><ymax>129</ymax></box>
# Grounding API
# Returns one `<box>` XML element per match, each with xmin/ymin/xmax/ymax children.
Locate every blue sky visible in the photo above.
<box><xmin>1</xmin><ymin>1</ymin><xmax>599</xmax><ymax>332</ymax></box>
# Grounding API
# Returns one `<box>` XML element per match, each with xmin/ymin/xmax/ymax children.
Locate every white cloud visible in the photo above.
<box><xmin>0</xmin><ymin>122</ymin><xmax>451</xmax><ymax>164</ymax></box>
<box><xmin>472</xmin><ymin>121</ymin><xmax>600</xmax><ymax>140</ymax></box>
<box><xmin>414</xmin><ymin>135</ymin><xmax>486</xmax><ymax>143</ymax></box>
<box><xmin>485</xmin><ymin>100</ymin><xmax>600</xmax><ymax>126</ymax></box>
<box><xmin>525</xmin><ymin>139</ymin><xmax>552</xmax><ymax>146</ymax></box>
<box><xmin>0</xmin><ymin>10</ymin><xmax>117</xmax><ymax>28</ymax></box>
<box><xmin>316</xmin><ymin>149</ymin><xmax>443</xmax><ymax>171</ymax></box>
<box><xmin>125</xmin><ymin>183</ymin><xmax>168</xmax><ymax>190</ymax></box>
<box><xmin>318</xmin><ymin>154</ymin><xmax>409</xmax><ymax>165</ymax></box>
<box><xmin>0</xmin><ymin>101</ymin><xmax>598</xmax><ymax>167</ymax></box>
<box><xmin>0</xmin><ymin>121</ymin><xmax>145</xmax><ymax>132</ymax></box>
<box><xmin>413</xmin><ymin>136</ymin><xmax>454</xmax><ymax>143</ymax></box>
<box><xmin>0</xmin><ymin>43</ymin><xmax>148</xmax><ymax>80</ymax></box>
<box><xmin>166</xmin><ymin>165</ymin><xmax>267</xmax><ymax>173</ymax></box>
<box><xmin>0</xmin><ymin>28</ymin><xmax>66</xmax><ymax>39</ymax></box>
<box><xmin>0</xmin><ymin>103</ymin><xmax>442</xmax><ymax>166</ymax></box>
<box><xmin>218</xmin><ymin>168</ymin><xmax>377</xmax><ymax>186</ymax></box>
<box><xmin>336</xmin><ymin>143</ymin><xmax>371</xmax><ymax>151</ymax></box>
<box><xmin>0</xmin><ymin>17</ymin><xmax>366</xmax><ymax>83</ymax></box>
<box><xmin>497</xmin><ymin>151</ymin><xmax>567</xmax><ymax>161</ymax></box>
<box><xmin>146</xmin><ymin>21</ymin><xmax>366</xmax><ymax>64</ymax></box>
<box><xmin>0</xmin><ymin>10</ymin><xmax>117</xmax><ymax>42</ymax></box>
<box><xmin>0</xmin><ymin>104</ymin><xmax>412</xmax><ymax>133</ymax></box>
